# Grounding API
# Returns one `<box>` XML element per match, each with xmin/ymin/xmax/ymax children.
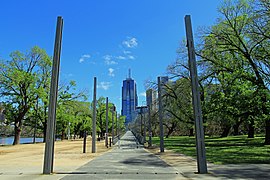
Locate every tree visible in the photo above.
<box><xmin>96</xmin><ymin>97</ymin><xmax>106</xmax><ymax>138</ymax></box>
<box><xmin>56</xmin><ymin>81</ymin><xmax>87</xmax><ymax>140</ymax></box>
<box><xmin>0</xmin><ymin>46</ymin><xmax>51</xmax><ymax>145</ymax></box>
<box><xmin>163</xmin><ymin>78</ymin><xmax>194</xmax><ymax>137</ymax></box>
<box><xmin>198</xmin><ymin>0</ymin><xmax>270</xmax><ymax>143</ymax></box>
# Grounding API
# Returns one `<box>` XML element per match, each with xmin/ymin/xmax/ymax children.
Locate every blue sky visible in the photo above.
<box><xmin>0</xmin><ymin>0</ymin><xmax>222</xmax><ymax>112</ymax></box>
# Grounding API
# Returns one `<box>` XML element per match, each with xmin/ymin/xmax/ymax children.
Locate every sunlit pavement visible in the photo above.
<box><xmin>61</xmin><ymin>131</ymin><xmax>185</xmax><ymax>180</ymax></box>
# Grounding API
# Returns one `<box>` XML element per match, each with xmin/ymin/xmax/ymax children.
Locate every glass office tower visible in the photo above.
<box><xmin>121</xmin><ymin>70</ymin><xmax>138</xmax><ymax>125</ymax></box>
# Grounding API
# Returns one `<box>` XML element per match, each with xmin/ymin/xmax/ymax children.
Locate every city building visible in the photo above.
<box><xmin>121</xmin><ymin>69</ymin><xmax>138</xmax><ymax>125</ymax></box>
<box><xmin>146</xmin><ymin>89</ymin><xmax>157</xmax><ymax>111</ymax></box>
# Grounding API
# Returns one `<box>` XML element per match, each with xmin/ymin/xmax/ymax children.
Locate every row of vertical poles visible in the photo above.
<box><xmin>42</xmin><ymin>14</ymin><xmax>207</xmax><ymax>175</ymax></box>
<box><xmin>92</xmin><ymin>78</ymin><xmax>119</xmax><ymax>150</ymax></box>
<box><xmin>85</xmin><ymin>81</ymin><xmax>118</xmax><ymax>152</ymax></box>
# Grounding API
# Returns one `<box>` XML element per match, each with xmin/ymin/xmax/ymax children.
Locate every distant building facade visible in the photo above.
<box><xmin>121</xmin><ymin>70</ymin><xmax>138</xmax><ymax>125</ymax></box>
<box><xmin>146</xmin><ymin>89</ymin><xmax>157</xmax><ymax>111</ymax></box>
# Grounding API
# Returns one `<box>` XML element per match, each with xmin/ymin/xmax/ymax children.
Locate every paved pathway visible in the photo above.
<box><xmin>61</xmin><ymin>131</ymin><xmax>186</xmax><ymax>180</ymax></box>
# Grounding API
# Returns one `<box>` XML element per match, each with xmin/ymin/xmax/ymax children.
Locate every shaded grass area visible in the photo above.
<box><xmin>152</xmin><ymin>135</ymin><xmax>270</xmax><ymax>164</ymax></box>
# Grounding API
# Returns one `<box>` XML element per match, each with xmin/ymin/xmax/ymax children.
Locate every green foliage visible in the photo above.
<box><xmin>162</xmin><ymin>0</ymin><xmax>270</xmax><ymax>141</ymax></box>
<box><xmin>0</xmin><ymin>46</ymin><xmax>89</xmax><ymax>142</ymax></box>
<box><xmin>0</xmin><ymin>46</ymin><xmax>52</xmax><ymax>144</ymax></box>
<box><xmin>152</xmin><ymin>135</ymin><xmax>270</xmax><ymax>164</ymax></box>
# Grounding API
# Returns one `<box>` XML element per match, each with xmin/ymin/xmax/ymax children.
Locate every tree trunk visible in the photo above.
<box><xmin>233</xmin><ymin>124</ymin><xmax>239</xmax><ymax>136</ymax></box>
<box><xmin>248</xmin><ymin>119</ymin><xmax>255</xmax><ymax>138</ymax></box>
<box><xmin>42</xmin><ymin>122</ymin><xmax>47</xmax><ymax>142</ymax></box>
<box><xmin>189</xmin><ymin>128</ymin><xmax>194</xmax><ymax>136</ymax></box>
<box><xmin>265</xmin><ymin>120</ymin><xmax>270</xmax><ymax>144</ymax></box>
<box><xmin>166</xmin><ymin>127</ymin><xmax>174</xmax><ymax>138</ymax></box>
<box><xmin>220</xmin><ymin>125</ymin><xmax>231</xmax><ymax>137</ymax></box>
<box><xmin>61</xmin><ymin>129</ymin><xmax>65</xmax><ymax>140</ymax></box>
<box><xmin>42</xmin><ymin>106</ymin><xmax>47</xmax><ymax>143</ymax></box>
<box><xmin>13</xmin><ymin>120</ymin><xmax>21</xmax><ymax>145</ymax></box>
<box><xmin>262</xmin><ymin>98</ymin><xmax>270</xmax><ymax>144</ymax></box>
<box><xmin>233</xmin><ymin>121</ymin><xmax>241</xmax><ymax>136</ymax></box>
<box><xmin>12</xmin><ymin>108</ymin><xmax>28</xmax><ymax>145</ymax></box>
<box><xmin>258</xmin><ymin>87</ymin><xmax>270</xmax><ymax>144</ymax></box>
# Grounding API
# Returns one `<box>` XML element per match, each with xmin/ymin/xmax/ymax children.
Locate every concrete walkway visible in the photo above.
<box><xmin>61</xmin><ymin>131</ymin><xmax>185</xmax><ymax>180</ymax></box>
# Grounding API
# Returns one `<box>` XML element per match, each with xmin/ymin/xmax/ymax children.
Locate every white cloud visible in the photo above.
<box><xmin>103</xmin><ymin>55</ymin><xmax>112</xmax><ymax>61</ymax></box>
<box><xmin>108</xmin><ymin>68</ymin><xmax>115</xmax><ymax>77</ymax></box>
<box><xmin>103</xmin><ymin>55</ymin><xmax>118</xmax><ymax>65</ymax></box>
<box><xmin>122</xmin><ymin>37</ymin><xmax>138</xmax><ymax>48</ymax></box>
<box><xmin>123</xmin><ymin>50</ymin><xmax>131</xmax><ymax>54</ymax></box>
<box><xmin>97</xmin><ymin>82</ymin><xmax>112</xmax><ymax>90</ymax></box>
<box><xmin>127</xmin><ymin>55</ymin><xmax>135</xmax><ymax>60</ymax></box>
<box><xmin>116</xmin><ymin>56</ymin><xmax>126</xmax><ymax>60</ymax></box>
<box><xmin>139</xmin><ymin>92</ymin><xmax>146</xmax><ymax>97</ymax></box>
<box><xmin>79</xmin><ymin>54</ymin><xmax>91</xmax><ymax>63</ymax></box>
<box><xmin>82</xmin><ymin>54</ymin><xmax>91</xmax><ymax>58</ymax></box>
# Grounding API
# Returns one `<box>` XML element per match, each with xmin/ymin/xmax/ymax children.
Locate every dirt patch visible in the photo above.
<box><xmin>0</xmin><ymin>138</ymin><xmax>111</xmax><ymax>174</ymax></box>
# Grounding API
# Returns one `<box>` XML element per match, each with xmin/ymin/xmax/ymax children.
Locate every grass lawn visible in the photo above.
<box><xmin>152</xmin><ymin>135</ymin><xmax>270</xmax><ymax>164</ymax></box>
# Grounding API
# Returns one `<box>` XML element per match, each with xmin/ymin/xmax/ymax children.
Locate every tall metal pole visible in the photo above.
<box><xmin>148</xmin><ymin>105</ymin><xmax>152</xmax><ymax>147</ymax></box>
<box><xmin>185</xmin><ymin>15</ymin><xmax>207</xmax><ymax>174</ymax></box>
<box><xmin>105</xmin><ymin>97</ymin><xmax>109</xmax><ymax>147</ymax></box>
<box><xmin>140</xmin><ymin>110</ymin><xmax>143</xmax><ymax>136</ymax></box>
<box><xmin>43</xmin><ymin>16</ymin><xmax>63</xmax><ymax>174</ymax></box>
<box><xmin>158</xmin><ymin>77</ymin><xmax>164</xmax><ymax>152</ymax></box>
<box><xmin>92</xmin><ymin>77</ymin><xmax>97</xmax><ymax>153</ymax></box>
<box><xmin>146</xmin><ymin>89</ymin><xmax>153</xmax><ymax>147</ymax></box>
<box><xmin>115</xmin><ymin>111</ymin><xmax>118</xmax><ymax>137</ymax></box>
<box><xmin>143</xmin><ymin>109</ymin><xmax>146</xmax><ymax>144</ymax></box>
<box><xmin>112</xmin><ymin>107</ymin><xmax>115</xmax><ymax>145</ymax></box>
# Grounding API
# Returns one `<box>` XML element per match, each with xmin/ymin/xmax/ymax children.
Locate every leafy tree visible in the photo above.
<box><xmin>198</xmin><ymin>0</ymin><xmax>270</xmax><ymax>143</ymax></box>
<box><xmin>56</xmin><ymin>81</ymin><xmax>87</xmax><ymax>140</ymax></box>
<box><xmin>96</xmin><ymin>97</ymin><xmax>106</xmax><ymax>138</ymax></box>
<box><xmin>163</xmin><ymin>78</ymin><xmax>194</xmax><ymax>137</ymax></box>
<box><xmin>0</xmin><ymin>46</ymin><xmax>51</xmax><ymax>145</ymax></box>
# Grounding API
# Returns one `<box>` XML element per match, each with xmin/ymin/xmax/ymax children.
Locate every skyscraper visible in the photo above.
<box><xmin>121</xmin><ymin>69</ymin><xmax>138</xmax><ymax>125</ymax></box>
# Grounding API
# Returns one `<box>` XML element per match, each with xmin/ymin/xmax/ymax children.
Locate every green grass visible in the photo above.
<box><xmin>152</xmin><ymin>135</ymin><xmax>270</xmax><ymax>164</ymax></box>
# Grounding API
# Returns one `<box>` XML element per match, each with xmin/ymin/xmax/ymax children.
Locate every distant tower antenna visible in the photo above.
<box><xmin>129</xmin><ymin>68</ymin><xmax>131</xmax><ymax>79</ymax></box>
